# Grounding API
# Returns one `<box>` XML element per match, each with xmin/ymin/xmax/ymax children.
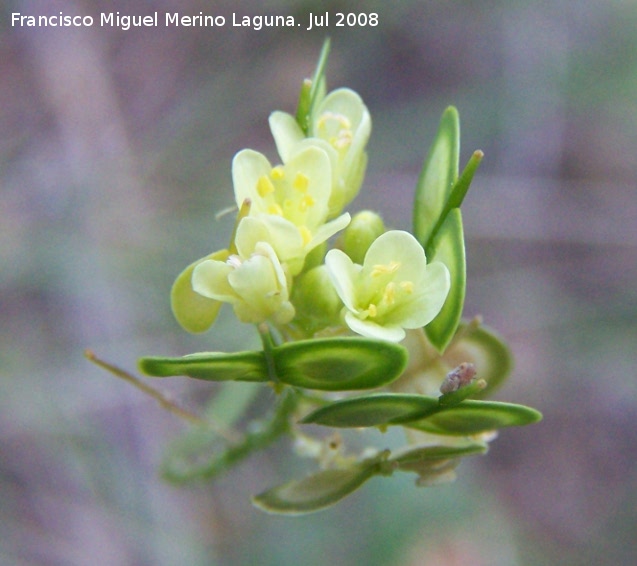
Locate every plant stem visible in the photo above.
<box><xmin>258</xmin><ymin>323</ymin><xmax>280</xmax><ymax>386</ymax></box>
<box><xmin>84</xmin><ymin>349</ymin><xmax>205</xmax><ymax>426</ymax></box>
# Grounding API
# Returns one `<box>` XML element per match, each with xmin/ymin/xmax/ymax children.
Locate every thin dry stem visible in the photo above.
<box><xmin>84</xmin><ymin>349</ymin><xmax>206</xmax><ymax>425</ymax></box>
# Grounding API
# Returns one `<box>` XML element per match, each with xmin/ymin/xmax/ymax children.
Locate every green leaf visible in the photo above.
<box><xmin>445</xmin><ymin>149</ymin><xmax>484</xmax><ymax>211</ymax></box>
<box><xmin>413</xmin><ymin>106</ymin><xmax>459</xmax><ymax>249</ymax></box>
<box><xmin>388</xmin><ymin>441</ymin><xmax>487</xmax><ymax>486</ymax></box>
<box><xmin>252</xmin><ymin>462</ymin><xmax>377</xmax><ymax>515</ymax></box>
<box><xmin>447</xmin><ymin>321</ymin><xmax>513</xmax><ymax>398</ymax></box>
<box><xmin>389</xmin><ymin>442</ymin><xmax>488</xmax><ymax>469</ymax></box>
<box><xmin>412</xmin><ymin>109</ymin><xmax>483</xmax><ymax>353</ymax></box>
<box><xmin>273</xmin><ymin>337</ymin><xmax>408</xmax><ymax>391</ymax></box>
<box><xmin>138</xmin><ymin>351</ymin><xmax>269</xmax><ymax>382</ymax></box>
<box><xmin>406</xmin><ymin>400</ymin><xmax>543</xmax><ymax>436</ymax></box>
<box><xmin>294</xmin><ymin>79</ymin><xmax>312</xmax><ymax>133</ymax></box>
<box><xmin>424</xmin><ymin>149</ymin><xmax>484</xmax><ymax>254</ymax></box>
<box><xmin>425</xmin><ymin>208</ymin><xmax>466</xmax><ymax>352</ymax></box>
<box><xmin>170</xmin><ymin>249</ymin><xmax>228</xmax><ymax>334</ymax></box>
<box><xmin>301</xmin><ymin>393</ymin><xmax>439</xmax><ymax>427</ymax></box>
<box><xmin>296</xmin><ymin>38</ymin><xmax>330</xmax><ymax>134</ymax></box>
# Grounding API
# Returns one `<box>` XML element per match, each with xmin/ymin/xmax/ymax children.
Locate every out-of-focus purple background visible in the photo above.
<box><xmin>2</xmin><ymin>1</ymin><xmax>636</xmax><ymax>564</ymax></box>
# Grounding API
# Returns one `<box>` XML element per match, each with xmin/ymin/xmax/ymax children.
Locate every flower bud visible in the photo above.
<box><xmin>291</xmin><ymin>265</ymin><xmax>342</xmax><ymax>332</ymax></box>
<box><xmin>340</xmin><ymin>210</ymin><xmax>385</xmax><ymax>264</ymax></box>
<box><xmin>301</xmin><ymin>241</ymin><xmax>327</xmax><ymax>273</ymax></box>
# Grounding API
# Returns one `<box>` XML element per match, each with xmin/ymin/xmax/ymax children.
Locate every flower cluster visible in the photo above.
<box><xmin>172</xmin><ymin>83</ymin><xmax>451</xmax><ymax>344</ymax></box>
<box><xmin>127</xmin><ymin>42</ymin><xmax>541</xmax><ymax>515</ymax></box>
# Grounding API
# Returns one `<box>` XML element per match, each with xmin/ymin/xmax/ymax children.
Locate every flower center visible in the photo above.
<box><xmin>256</xmin><ymin>168</ymin><xmax>317</xmax><ymax>222</ymax></box>
<box><xmin>363</xmin><ymin>276</ymin><xmax>414</xmax><ymax>321</ymax></box>
<box><xmin>317</xmin><ymin>111</ymin><xmax>353</xmax><ymax>152</ymax></box>
<box><xmin>227</xmin><ymin>254</ymin><xmax>243</xmax><ymax>269</ymax></box>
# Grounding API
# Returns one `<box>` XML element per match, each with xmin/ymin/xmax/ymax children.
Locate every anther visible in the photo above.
<box><xmin>257</xmin><ymin>175</ymin><xmax>275</xmax><ymax>197</ymax></box>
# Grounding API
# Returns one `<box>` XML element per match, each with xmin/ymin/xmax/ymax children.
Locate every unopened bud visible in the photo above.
<box><xmin>292</xmin><ymin>265</ymin><xmax>342</xmax><ymax>330</ymax></box>
<box><xmin>340</xmin><ymin>210</ymin><xmax>385</xmax><ymax>264</ymax></box>
<box><xmin>440</xmin><ymin>362</ymin><xmax>477</xmax><ymax>394</ymax></box>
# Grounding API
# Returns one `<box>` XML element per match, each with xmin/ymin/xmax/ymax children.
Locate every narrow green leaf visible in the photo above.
<box><xmin>307</xmin><ymin>39</ymin><xmax>330</xmax><ymax>117</ymax></box>
<box><xmin>296</xmin><ymin>38</ymin><xmax>330</xmax><ymax>133</ymax></box>
<box><xmin>406</xmin><ymin>400</ymin><xmax>543</xmax><ymax>436</ymax></box>
<box><xmin>138</xmin><ymin>351</ymin><xmax>268</xmax><ymax>382</ymax></box>
<box><xmin>252</xmin><ymin>463</ymin><xmax>377</xmax><ymax>515</ymax></box>
<box><xmin>170</xmin><ymin>249</ymin><xmax>228</xmax><ymax>334</ymax></box>
<box><xmin>273</xmin><ymin>337</ymin><xmax>408</xmax><ymax>391</ymax></box>
<box><xmin>294</xmin><ymin>79</ymin><xmax>312</xmax><ymax>133</ymax></box>
<box><xmin>413</xmin><ymin>106</ymin><xmax>459</xmax><ymax>249</ymax></box>
<box><xmin>425</xmin><ymin>209</ymin><xmax>466</xmax><ymax>352</ymax></box>
<box><xmin>445</xmin><ymin>149</ymin><xmax>484</xmax><ymax>210</ymax></box>
<box><xmin>301</xmin><ymin>393</ymin><xmax>439</xmax><ymax>427</ymax></box>
<box><xmin>424</xmin><ymin>149</ymin><xmax>483</xmax><ymax>253</ymax></box>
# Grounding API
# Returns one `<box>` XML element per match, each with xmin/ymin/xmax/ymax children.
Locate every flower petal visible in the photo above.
<box><xmin>234</xmin><ymin>216</ymin><xmax>272</xmax><ymax>258</ymax></box>
<box><xmin>407</xmin><ymin>261</ymin><xmax>451</xmax><ymax>326</ymax></box>
<box><xmin>309</xmin><ymin>212</ymin><xmax>351</xmax><ymax>251</ymax></box>
<box><xmin>363</xmin><ymin>230</ymin><xmax>427</xmax><ymax>283</ymax></box>
<box><xmin>221</xmin><ymin>242</ymin><xmax>295</xmax><ymax>325</ymax></box>
<box><xmin>240</xmin><ymin>215</ymin><xmax>305</xmax><ymax>274</ymax></box>
<box><xmin>284</xmin><ymin>145</ymin><xmax>332</xmax><ymax>227</ymax></box>
<box><xmin>192</xmin><ymin>259</ymin><xmax>236</xmax><ymax>302</ymax></box>
<box><xmin>384</xmin><ymin>261</ymin><xmax>450</xmax><ymax>329</ymax></box>
<box><xmin>269</xmin><ymin>111</ymin><xmax>305</xmax><ymax>162</ymax></box>
<box><xmin>312</xmin><ymin>89</ymin><xmax>371</xmax><ymax>140</ymax></box>
<box><xmin>325</xmin><ymin>249</ymin><xmax>360</xmax><ymax>313</ymax></box>
<box><xmin>171</xmin><ymin>250</ymin><xmax>228</xmax><ymax>333</ymax></box>
<box><xmin>344</xmin><ymin>312</ymin><xmax>406</xmax><ymax>342</ymax></box>
<box><xmin>232</xmin><ymin>149</ymin><xmax>272</xmax><ymax>210</ymax></box>
<box><xmin>311</xmin><ymin>88</ymin><xmax>371</xmax><ymax>214</ymax></box>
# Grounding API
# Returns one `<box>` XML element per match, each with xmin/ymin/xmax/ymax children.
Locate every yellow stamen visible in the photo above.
<box><xmin>293</xmin><ymin>173</ymin><xmax>309</xmax><ymax>192</ymax></box>
<box><xmin>400</xmin><ymin>281</ymin><xmax>414</xmax><ymax>293</ymax></box>
<box><xmin>371</xmin><ymin>261</ymin><xmax>400</xmax><ymax>277</ymax></box>
<box><xmin>367</xmin><ymin>304</ymin><xmax>378</xmax><ymax>317</ymax></box>
<box><xmin>257</xmin><ymin>175</ymin><xmax>275</xmax><ymax>198</ymax></box>
<box><xmin>333</xmin><ymin>130</ymin><xmax>353</xmax><ymax>149</ymax></box>
<box><xmin>383</xmin><ymin>282</ymin><xmax>396</xmax><ymax>305</ymax></box>
<box><xmin>267</xmin><ymin>203</ymin><xmax>283</xmax><ymax>216</ymax></box>
<box><xmin>298</xmin><ymin>225</ymin><xmax>312</xmax><ymax>246</ymax></box>
<box><xmin>270</xmin><ymin>166</ymin><xmax>285</xmax><ymax>180</ymax></box>
<box><xmin>299</xmin><ymin>194</ymin><xmax>315</xmax><ymax>212</ymax></box>
<box><xmin>318</xmin><ymin>112</ymin><xmax>351</xmax><ymax>130</ymax></box>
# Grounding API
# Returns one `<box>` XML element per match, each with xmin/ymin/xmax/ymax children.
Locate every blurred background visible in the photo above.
<box><xmin>2</xmin><ymin>0</ymin><xmax>636</xmax><ymax>564</ymax></box>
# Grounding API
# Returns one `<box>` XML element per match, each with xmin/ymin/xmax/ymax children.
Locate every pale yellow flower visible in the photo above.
<box><xmin>325</xmin><ymin>230</ymin><xmax>450</xmax><ymax>342</ymax></box>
